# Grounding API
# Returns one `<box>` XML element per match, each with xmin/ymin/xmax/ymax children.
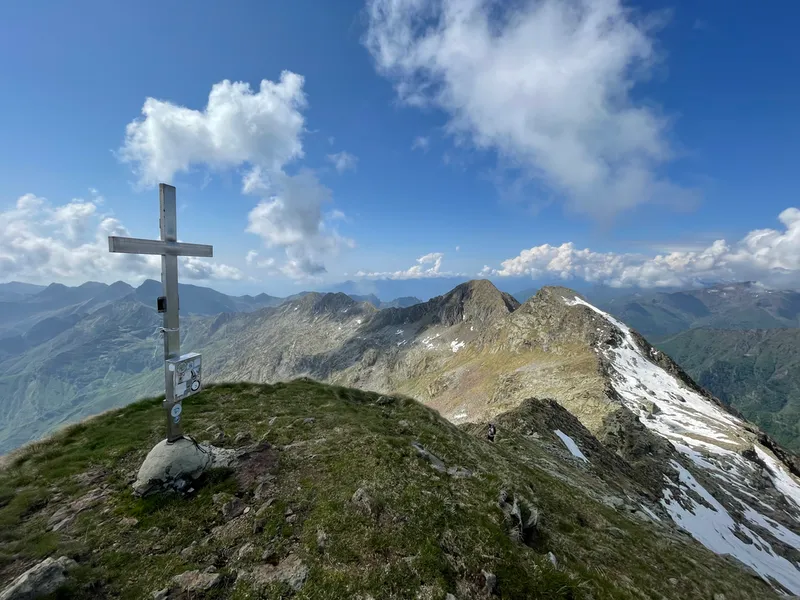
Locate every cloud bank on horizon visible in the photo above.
<box><xmin>0</xmin><ymin>192</ymin><xmax>243</xmax><ymax>284</ymax></box>
<box><xmin>484</xmin><ymin>207</ymin><xmax>800</xmax><ymax>289</ymax></box>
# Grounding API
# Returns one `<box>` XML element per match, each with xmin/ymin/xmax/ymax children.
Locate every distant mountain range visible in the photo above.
<box><xmin>597</xmin><ymin>281</ymin><xmax>800</xmax><ymax>342</ymax></box>
<box><xmin>9</xmin><ymin>279</ymin><xmax>798</xmax><ymax>591</ymax></box>
<box><xmin>2</xmin><ymin>277</ymin><xmax>800</xmax><ymax>456</ymax></box>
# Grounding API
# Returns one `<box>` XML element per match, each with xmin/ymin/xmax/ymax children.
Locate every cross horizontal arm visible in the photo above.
<box><xmin>108</xmin><ymin>236</ymin><xmax>213</xmax><ymax>257</ymax></box>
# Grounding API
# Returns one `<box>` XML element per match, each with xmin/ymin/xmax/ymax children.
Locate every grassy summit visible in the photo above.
<box><xmin>0</xmin><ymin>380</ymin><xmax>780</xmax><ymax>599</ymax></box>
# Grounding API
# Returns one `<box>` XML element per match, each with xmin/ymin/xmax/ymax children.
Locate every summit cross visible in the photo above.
<box><xmin>108</xmin><ymin>183</ymin><xmax>212</xmax><ymax>442</ymax></box>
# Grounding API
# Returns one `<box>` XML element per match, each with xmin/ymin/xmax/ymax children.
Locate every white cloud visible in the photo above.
<box><xmin>246</xmin><ymin>170</ymin><xmax>355</xmax><ymax>279</ymax></box>
<box><xmin>328</xmin><ymin>209</ymin><xmax>348</xmax><ymax>222</ymax></box>
<box><xmin>120</xmin><ymin>72</ymin><xmax>307</xmax><ymax>186</ymax></box>
<box><xmin>364</xmin><ymin>0</ymin><xmax>691</xmax><ymax>217</ymax></box>
<box><xmin>121</xmin><ymin>74</ymin><xmax>352</xmax><ymax>280</ymax></box>
<box><xmin>326</xmin><ymin>151</ymin><xmax>358</xmax><ymax>173</ymax></box>
<box><xmin>488</xmin><ymin>207</ymin><xmax>800</xmax><ymax>288</ymax></box>
<box><xmin>412</xmin><ymin>136</ymin><xmax>430</xmax><ymax>152</ymax></box>
<box><xmin>0</xmin><ymin>193</ymin><xmax>243</xmax><ymax>284</ymax></box>
<box><xmin>455</xmin><ymin>245</ymin><xmax>460</xmax><ymax>252</ymax></box>
<box><xmin>245</xmin><ymin>250</ymin><xmax>276</xmax><ymax>269</ymax></box>
<box><xmin>357</xmin><ymin>252</ymin><xmax>462</xmax><ymax>280</ymax></box>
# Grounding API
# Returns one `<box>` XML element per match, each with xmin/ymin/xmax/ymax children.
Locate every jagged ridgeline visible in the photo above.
<box><xmin>0</xmin><ymin>381</ymin><xmax>789</xmax><ymax>599</ymax></box>
<box><xmin>3</xmin><ymin>280</ymin><xmax>800</xmax><ymax>598</ymax></box>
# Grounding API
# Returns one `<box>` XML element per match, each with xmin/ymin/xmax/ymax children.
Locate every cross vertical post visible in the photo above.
<box><xmin>160</xmin><ymin>184</ymin><xmax>182</xmax><ymax>442</ymax></box>
<box><xmin>108</xmin><ymin>183</ymin><xmax>213</xmax><ymax>444</ymax></box>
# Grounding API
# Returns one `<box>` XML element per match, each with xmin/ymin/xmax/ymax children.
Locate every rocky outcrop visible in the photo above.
<box><xmin>132</xmin><ymin>437</ymin><xmax>236</xmax><ymax>497</ymax></box>
<box><xmin>0</xmin><ymin>556</ymin><xmax>76</xmax><ymax>600</ymax></box>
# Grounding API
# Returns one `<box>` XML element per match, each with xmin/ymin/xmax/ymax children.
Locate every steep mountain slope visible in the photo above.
<box><xmin>204</xmin><ymin>282</ymin><xmax>800</xmax><ymax>593</ymax></box>
<box><xmin>0</xmin><ymin>381</ymin><xmax>786</xmax><ymax>599</ymax></box>
<box><xmin>4</xmin><ymin>278</ymin><xmax>800</xmax><ymax>593</ymax></box>
<box><xmin>659</xmin><ymin>327</ymin><xmax>800</xmax><ymax>451</ymax></box>
<box><xmin>600</xmin><ymin>282</ymin><xmax>800</xmax><ymax>341</ymax></box>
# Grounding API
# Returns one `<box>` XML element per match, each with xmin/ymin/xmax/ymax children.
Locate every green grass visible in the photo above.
<box><xmin>0</xmin><ymin>380</ymin><xmax>781</xmax><ymax>599</ymax></box>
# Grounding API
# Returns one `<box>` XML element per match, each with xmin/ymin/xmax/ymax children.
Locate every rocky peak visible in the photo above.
<box><xmin>428</xmin><ymin>279</ymin><xmax>519</xmax><ymax>327</ymax></box>
<box><xmin>487</xmin><ymin>285</ymin><xmax>613</xmax><ymax>353</ymax></box>
<box><xmin>291</xmin><ymin>292</ymin><xmax>363</xmax><ymax>316</ymax></box>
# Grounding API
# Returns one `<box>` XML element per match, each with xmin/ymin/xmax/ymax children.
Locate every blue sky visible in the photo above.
<box><xmin>1</xmin><ymin>0</ymin><xmax>799</xmax><ymax>297</ymax></box>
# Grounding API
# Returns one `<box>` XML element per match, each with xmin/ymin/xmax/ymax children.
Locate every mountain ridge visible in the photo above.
<box><xmin>4</xmin><ymin>279</ymin><xmax>800</xmax><ymax>593</ymax></box>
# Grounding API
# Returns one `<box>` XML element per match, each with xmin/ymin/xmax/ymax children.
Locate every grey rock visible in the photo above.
<box><xmin>547</xmin><ymin>552</ymin><xmax>558</xmax><ymax>568</ymax></box>
<box><xmin>70</xmin><ymin>487</ymin><xmax>108</xmax><ymax>512</ymax></box>
<box><xmin>222</xmin><ymin>498</ymin><xmax>245</xmax><ymax>521</ymax></box>
<box><xmin>303</xmin><ymin>417</ymin><xmax>315</xmax><ymax>424</ymax></box>
<box><xmin>481</xmin><ymin>570</ymin><xmax>497</xmax><ymax>595</ymax></box>
<box><xmin>253</xmin><ymin>482</ymin><xmax>272</xmax><ymax>501</ymax></box>
<box><xmin>151</xmin><ymin>588</ymin><xmax>169</xmax><ymax>600</ymax></box>
<box><xmin>120</xmin><ymin>517</ymin><xmax>138</xmax><ymax>528</ymax></box>
<box><xmin>411</xmin><ymin>442</ymin><xmax>446</xmax><ymax>472</ymax></box>
<box><xmin>713</xmin><ymin>595</ymin><xmax>726</xmax><ymax>600</ymax></box>
<box><xmin>234</xmin><ymin>431</ymin><xmax>251</xmax><ymax>444</ymax></box>
<box><xmin>51</xmin><ymin>515</ymin><xmax>75</xmax><ymax>533</ymax></box>
<box><xmin>445</xmin><ymin>595</ymin><xmax>457</xmax><ymax>600</ymax></box>
<box><xmin>179</xmin><ymin>542</ymin><xmax>197</xmax><ymax>560</ymax></box>
<box><xmin>170</xmin><ymin>569</ymin><xmax>220</xmax><ymax>593</ymax></box>
<box><xmin>133</xmin><ymin>439</ymin><xmax>236</xmax><ymax>497</ymax></box>
<box><xmin>351</xmin><ymin>487</ymin><xmax>374</xmax><ymax>516</ymax></box>
<box><xmin>268</xmin><ymin>417</ymin><xmax>278</xmax><ymax>426</ymax></box>
<box><xmin>644</xmin><ymin>401</ymin><xmax>660</xmax><ymax>415</ymax></box>
<box><xmin>247</xmin><ymin>554</ymin><xmax>308</xmax><ymax>591</ymax></box>
<box><xmin>255</xmin><ymin>503</ymin><xmax>272</xmax><ymax>518</ymax></box>
<box><xmin>252</xmin><ymin>519</ymin><xmax>265</xmax><ymax>534</ymax></box>
<box><xmin>47</xmin><ymin>507</ymin><xmax>70</xmax><ymax>528</ymax></box>
<box><xmin>316</xmin><ymin>528</ymin><xmax>329</xmax><ymax>550</ymax></box>
<box><xmin>0</xmin><ymin>556</ymin><xmax>77</xmax><ymax>600</ymax></box>
<box><xmin>236</xmin><ymin>542</ymin><xmax>256</xmax><ymax>561</ymax></box>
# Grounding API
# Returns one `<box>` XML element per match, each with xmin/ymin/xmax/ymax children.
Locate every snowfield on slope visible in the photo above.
<box><xmin>554</xmin><ymin>429</ymin><xmax>588</xmax><ymax>463</ymax></box>
<box><xmin>564</xmin><ymin>295</ymin><xmax>800</xmax><ymax>594</ymax></box>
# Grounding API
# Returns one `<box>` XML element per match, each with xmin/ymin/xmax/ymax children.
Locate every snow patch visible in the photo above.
<box><xmin>452</xmin><ymin>412</ymin><xmax>468</xmax><ymax>421</ymax></box>
<box><xmin>450</xmin><ymin>339</ymin><xmax>465</xmax><ymax>353</ymax></box>
<box><xmin>554</xmin><ymin>429</ymin><xmax>588</xmax><ymax>463</ymax></box>
<box><xmin>662</xmin><ymin>460</ymin><xmax>800</xmax><ymax>595</ymax></box>
<box><xmin>754</xmin><ymin>446</ymin><xmax>800</xmax><ymax>511</ymax></box>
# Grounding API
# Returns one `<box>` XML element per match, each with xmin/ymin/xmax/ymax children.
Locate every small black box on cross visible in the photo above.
<box><xmin>157</xmin><ymin>296</ymin><xmax>167</xmax><ymax>313</ymax></box>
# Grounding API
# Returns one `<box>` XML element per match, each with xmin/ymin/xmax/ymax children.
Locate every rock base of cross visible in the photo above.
<box><xmin>132</xmin><ymin>437</ymin><xmax>237</xmax><ymax>497</ymax></box>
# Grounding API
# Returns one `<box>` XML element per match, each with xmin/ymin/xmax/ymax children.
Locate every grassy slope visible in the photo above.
<box><xmin>659</xmin><ymin>328</ymin><xmax>800</xmax><ymax>451</ymax></box>
<box><xmin>0</xmin><ymin>380</ymin><xmax>777</xmax><ymax>599</ymax></box>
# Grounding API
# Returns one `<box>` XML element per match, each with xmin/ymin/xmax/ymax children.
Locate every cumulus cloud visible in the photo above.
<box><xmin>364</xmin><ymin>0</ymin><xmax>690</xmax><ymax>217</ymax></box>
<box><xmin>246</xmin><ymin>170</ymin><xmax>355</xmax><ymax>279</ymax></box>
<box><xmin>326</xmin><ymin>151</ymin><xmax>358</xmax><ymax>173</ymax></box>
<box><xmin>120</xmin><ymin>74</ymin><xmax>352</xmax><ymax>279</ymax></box>
<box><xmin>245</xmin><ymin>250</ymin><xmax>276</xmax><ymax>269</ymax></box>
<box><xmin>120</xmin><ymin>72</ymin><xmax>307</xmax><ymax>186</ymax></box>
<box><xmin>0</xmin><ymin>193</ymin><xmax>243</xmax><ymax>284</ymax></box>
<box><xmin>488</xmin><ymin>207</ymin><xmax>800</xmax><ymax>288</ymax></box>
<box><xmin>412</xmin><ymin>136</ymin><xmax>430</xmax><ymax>152</ymax></box>
<box><xmin>357</xmin><ymin>252</ymin><xmax>463</xmax><ymax>279</ymax></box>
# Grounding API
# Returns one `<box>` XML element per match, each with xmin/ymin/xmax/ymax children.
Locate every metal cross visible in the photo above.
<box><xmin>108</xmin><ymin>184</ymin><xmax>213</xmax><ymax>442</ymax></box>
